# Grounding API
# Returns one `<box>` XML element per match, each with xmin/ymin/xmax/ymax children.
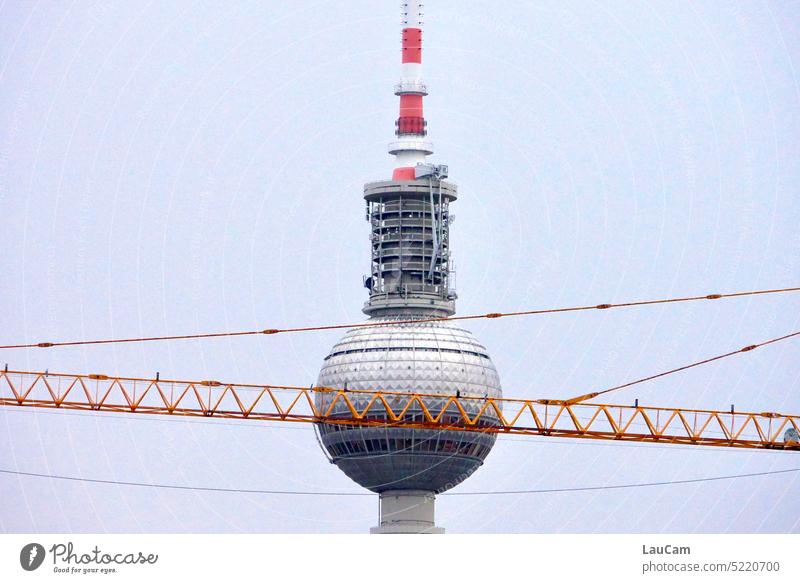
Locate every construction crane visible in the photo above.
<box><xmin>2</xmin><ymin>288</ymin><xmax>798</xmax><ymax>454</ymax></box>
<box><xmin>2</xmin><ymin>368</ymin><xmax>798</xmax><ymax>451</ymax></box>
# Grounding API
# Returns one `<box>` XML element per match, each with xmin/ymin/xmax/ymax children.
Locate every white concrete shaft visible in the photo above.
<box><xmin>370</xmin><ymin>490</ymin><xmax>445</xmax><ymax>534</ymax></box>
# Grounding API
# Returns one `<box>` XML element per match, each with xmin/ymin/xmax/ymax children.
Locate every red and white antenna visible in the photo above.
<box><xmin>390</xmin><ymin>1</ymin><xmax>434</xmax><ymax>180</ymax></box>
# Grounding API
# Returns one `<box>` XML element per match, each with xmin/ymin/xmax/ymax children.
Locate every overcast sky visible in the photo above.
<box><xmin>1</xmin><ymin>0</ymin><xmax>799</xmax><ymax>533</ymax></box>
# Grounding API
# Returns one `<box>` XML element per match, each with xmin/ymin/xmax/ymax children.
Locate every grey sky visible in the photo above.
<box><xmin>1</xmin><ymin>0</ymin><xmax>799</xmax><ymax>533</ymax></box>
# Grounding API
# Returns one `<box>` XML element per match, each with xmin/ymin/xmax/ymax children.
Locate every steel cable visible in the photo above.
<box><xmin>1</xmin><ymin>286</ymin><xmax>797</xmax><ymax>350</ymax></box>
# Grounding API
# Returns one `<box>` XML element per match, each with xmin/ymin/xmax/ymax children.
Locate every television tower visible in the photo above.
<box><xmin>315</xmin><ymin>1</ymin><xmax>503</xmax><ymax>534</ymax></box>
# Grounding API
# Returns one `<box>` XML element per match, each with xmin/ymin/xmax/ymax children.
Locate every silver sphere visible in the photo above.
<box><xmin>316</xmin><ymin>316</ymin><xmax>502</xmax><ymax>493</ymax></box>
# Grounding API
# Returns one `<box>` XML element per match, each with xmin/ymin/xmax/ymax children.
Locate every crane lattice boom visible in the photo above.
<box><xmin>1</xmin><ymin>369</ymin><xmax>798</xmax><ymax>451</ymax></box>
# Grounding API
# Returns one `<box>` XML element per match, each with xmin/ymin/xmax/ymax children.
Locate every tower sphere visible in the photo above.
<box><xmin>316</xmin><ymin>316</ymin><xmax>502</xmax><ymax>493</ymax></box>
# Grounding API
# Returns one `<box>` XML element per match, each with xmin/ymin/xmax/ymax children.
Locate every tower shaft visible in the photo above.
<box><xmin>370</xmin><ymin>490</ymin><xmax>444</xmax><ymax>534</ymax></box>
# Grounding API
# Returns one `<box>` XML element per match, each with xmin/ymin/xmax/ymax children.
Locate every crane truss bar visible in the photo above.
<box><xmin>1</xmin><ymin>370</ymin><xmax>798</xmax><ymax>451</ymax></box>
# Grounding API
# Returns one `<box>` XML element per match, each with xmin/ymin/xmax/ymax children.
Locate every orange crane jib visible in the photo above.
<box><xmin>1</xmin><ymin>369</ymin><xmax>798</xmax><ymax>451</ymax></box>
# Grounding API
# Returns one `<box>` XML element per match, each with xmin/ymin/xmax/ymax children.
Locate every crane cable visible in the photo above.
<box><xmin>0</xmin><ymin>467</ymin><xmax>797</xmax><ymax>496</ymax></box>
<box><xmin>566</xmin><ymin>329</ymin><xmax>800</xmax><ymax>405</ymax></box>
<box><xmin>1</xmin><ymin>285</ymin><xmax>798</xmax><ymax>350</ymax></box>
